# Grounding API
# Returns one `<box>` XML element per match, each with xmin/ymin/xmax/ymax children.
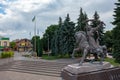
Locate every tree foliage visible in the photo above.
<box><xmin>91</xmin><ymin>11</ymin><xmax>105</xmax><ymax>45</ymax></box>
<box><xmin>41</xmin><ymin>8</ymin><xmax>109</xmax><ymax>58</ymax></box>
<box><xmin>10</xmin><ymin>42</ymin><xmax>16</xmax><ymax>50</ymax></box>
<box><xmin>59</xmin><ymin>14</ymin><xmax>75</xmax><ymax>55</ymax></box>
<box><xmin>32</xmin><ymin>36</ymin><xmax>43</xmax><ymax>57</ymax></box>
<box><xmin>103</xmin><ymin>30</ymin><xmax>113</xmax><ymax>52</ymax></box>
<box><xmin>51</xmin><ymin>17</ymin><xmax>63</xmax><ymax>55</ymax></box>
<box><xmin>42</xmin><ymin>25</ymin><xmax>59</xmax><ymax>51</ymax></box>
<box><xmin>50</xmin><ymin>14</ymin><xmax>75</xmax><ymax>56</ymax></box>
<box><xmin>112</xmin><ymin>0</ymin><xmax>120</xmax><ymax>63</ymax></box>
<box><xmin>76</xmin><ymin>8</ymin><xmax>88</xmax><ymax>31</ymax></box>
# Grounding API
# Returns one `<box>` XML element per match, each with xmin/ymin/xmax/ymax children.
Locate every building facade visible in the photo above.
<box><xmin>14</xmin><ymin>39</ymin><xmax>33</xmax><ymax>52</ymax></box>
<box><xmin>0</xmin><ymin>37</ymin><xmax>10</xmax><ymax>50</ymax></box>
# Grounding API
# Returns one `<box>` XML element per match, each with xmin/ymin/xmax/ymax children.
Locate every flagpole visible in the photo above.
<box><xmin>29</xmin><ymin>32</ymin><xmax>31</xmax><ymax>40</ymax></box>
<box><xmin>32</xmin><ymin>16</ymin><xmax>36</xmax><ymax>54</ymax></box>
<box><xmin>34</xmin><ymin>16</ymin><xmax>36</xmax><ymax>53</ymax></box>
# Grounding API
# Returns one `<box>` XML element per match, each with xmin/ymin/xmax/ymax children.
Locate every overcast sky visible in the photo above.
<box><xmin>0</xmin><ymin>0</ymin><xmax>117</xmax><ymax>41</ymax></box>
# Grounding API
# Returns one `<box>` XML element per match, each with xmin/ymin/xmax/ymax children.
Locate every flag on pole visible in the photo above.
<box><xmin>32</xmin><ymin>16</ymin><xmax>36</xmax><ymax>22</ymax></box>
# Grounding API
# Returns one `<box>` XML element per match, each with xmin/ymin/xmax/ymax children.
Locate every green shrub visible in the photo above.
<box><xmin>105</xmin><ymin>57</ymin><xmax>120</xmax><ymax>66</ymax></box>
<box><xmin>1</xmin><ymin>51</ymin><xmax>14</xmax><ymax>58</ymax></box>
<box><xmin>9</xmin><ymin>51</ymin><xmax>14</xmax><ymax>57</ymax></box>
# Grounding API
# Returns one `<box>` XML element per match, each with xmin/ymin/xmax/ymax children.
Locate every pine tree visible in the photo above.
<box><xmin>76</xmin><ymin>8</ymin><xmax>88</xmax><ymax>31</ymax></box>
<box><xmin>51</xmin><ymin>36</ymin><xmax>56</xmax><ymax>56</ymax></box>
<box><xmin>103</xmin><ymin>30</ymin><xmax>113</xmax><ymax>52</ymax></box>
<box><xmin>59</xmin><ymin>18</ymin><xmax>66</xmax><ymax>56</ymax></box>
<box><xmin>112</xmin><ymin>0</ymin><xmax>120</xmax><ymax>63</ymax></box>
<box><xmin>91</xmin><ymin>11</ymin><xmax>104</xmax><ymax>45</ymax></box>
<box><xmin>55</xmin><ymin>17</ymin><xmax>62</xmax><ymax>54</ymax></box>
<box><xmin>60</xmin><ymin>14</ymin><xmax>75</xmax><ymax>55</ymax></box>
<box><xmin>39</xmin><ymin>38</ymin><xmax>43</xmax><ymax>57</ymax></box>
<box><xmin>51</xmin><ymin>17</ymin><xmax>63</xmax><ymax>56</ymax></box>
<box><xmin>32</xmin><ymin>36</ymin><xmax>43</xmax><ymax>57</ymax></box>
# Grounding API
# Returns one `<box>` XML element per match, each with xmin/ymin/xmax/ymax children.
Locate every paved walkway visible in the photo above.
<box><xmin>0</xmin><ymin>58</ymin><xmax>13</xmax><ymax>66</ymax></box>
<box><xmin>13</xmin><ymin>51</ymin><xmax>80</xmax><ymax>63</ymax></box>
<box><xmin>0</xmin><ymin>71</ymin><xmax>61</xmax><ymax>80</ymax></box>
<box><xmin>0</xmin><ymin>52</ymin><xmax>80</xmax><ymax>80</ymax></box>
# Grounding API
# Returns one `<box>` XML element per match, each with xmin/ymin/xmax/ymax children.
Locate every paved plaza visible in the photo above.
<box><xmin>0</xmin><ymin>52</ymin><xmax>79</xmax><ymax>80</ymax></box>
<box><xmin>0</xmin><ymin>71</ymin><xmax>61</xmax><ymax>80</ymax></box>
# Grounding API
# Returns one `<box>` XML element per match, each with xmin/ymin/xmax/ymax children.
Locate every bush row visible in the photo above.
<box><xmin>0</xmin><ymin>51</ymin><xmax>14</xmax><ymax>58</ymax></box>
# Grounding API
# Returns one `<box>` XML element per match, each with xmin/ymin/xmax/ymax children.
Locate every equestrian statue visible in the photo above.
<box><xmin>72</xmin><ymin>19</ymin><xmax>107</xmax><ymax>66</ymax></box>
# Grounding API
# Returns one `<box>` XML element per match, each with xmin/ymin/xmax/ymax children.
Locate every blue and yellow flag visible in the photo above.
<box><xmin>32</xmin><ymin>16</ymin><xmax>35</xmax><ymax>22</ymax></box>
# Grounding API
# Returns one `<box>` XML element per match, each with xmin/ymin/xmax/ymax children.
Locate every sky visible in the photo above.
<box><xmin>0</xmin><ymin>0</ymin><xmax>117</xmax><ymax>41</ymax></box>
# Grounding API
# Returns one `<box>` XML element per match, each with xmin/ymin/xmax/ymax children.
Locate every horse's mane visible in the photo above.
<box><xmin>75</xmin><ymin>31</ymin><xmax>86</xmax><ymax>37</ymax></box>
<box><xmin>75</xmin><ymin>31</ymin><xmax>88</xmax><ymax>45</ymax></box>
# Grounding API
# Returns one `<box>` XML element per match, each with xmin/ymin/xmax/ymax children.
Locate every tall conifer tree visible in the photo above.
<box><xmin>112</xmin><ymin>0</ymin><xmax>120</xmax><ymax>63</ymax></box>
<box><xmin>53</xmin><ymin>17</ymin><xmax>63</xmax><ymax>55</ymax></box>
<box><xmin>76</xmin><ymin>8</ymin><xmax>88</xmax><ymax>31</ymax></box>
<box><xmin>59</xmin><ymin>14</ymin><xmax>75</xmax><ymax>55</ymax></box>
<box><xmin>91</xmin><ymin>11</ymin><xmax>104</xmax><ymax>45</ymax></box>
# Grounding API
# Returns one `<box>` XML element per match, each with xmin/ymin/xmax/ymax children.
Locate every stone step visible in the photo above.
<box><xmin>10</xmin><ymin>65</ymin><xmax>62</xmax><ymax>71</ymax></box>
<box><xmin>0</xmin><ymin>63</ymin><xmax>64</xmax><ymax>70</ymax></box>
<box><xmin>1</xmin><ymin>62</ymin><xmax>67</xmax><ymax>69</ymax></box>
<box><xmin>12</xmin><ymin>61</ymin><xmax>69</xmax><ymax>66</ymax></box>
<box><xmin>10</xmin><ymin>63</ymin><xmax>66</xmax><ymax>69</ymax></box>
<box><xmin>9</xmin><ymin>62</ymin><xmax>68</xmax><ymax>69</ymax></box>
<box><xmin>0</xmin><ymin>58</ymin><xmax>13</xmax><ymax>66</ymax></box>
<box><xmin>0</xmin><ymin>66</ymin><xmax>61</xmax><ymax>76</ymax></box>
<box><xmin>0</xmin><ymin>60</ymin><xmax>75</xmax><ymax>77</ymax></box>
<box><xmin>0</xmin><ymin>61</ymin><xmax>64</xmax><ymax>77</ymax></box>
<box><xmin>15</xmin><ymin>60</ymin><xmax>76</xmax><ymax>64</ymax></box>
<box><xmin>0</xmin><ymin>61</ymin><xmax>66</xmax><ymax>71</ymax></box>
<box><xmin>16</xmin><ymin>60</ymin><xmax>75</xmax><ymax>64</ymax></box>
<box><xmin>8</xmin><ymin>68</ymin><xmax>60</xmax><ymax>77</ymax></box>
<box><xmin>10</xmin><ymin>66</ymin><xmax>61</xmax><ymax>74</ymax></box>
<box><xmin>0</xmin><ymin>63</ymin><xmax>12</xmax><ymax>70</ymax></box>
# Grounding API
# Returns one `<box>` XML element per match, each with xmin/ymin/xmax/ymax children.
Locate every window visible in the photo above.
<box><xmin>4</xmin><ymin>41</ymin><xmax>7</xmax><ymax>46</ymax></box>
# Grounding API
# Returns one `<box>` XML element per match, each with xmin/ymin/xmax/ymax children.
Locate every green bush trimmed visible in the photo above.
<box><xmin>1</xmin><ymin>51</ymin><xmax>14</xmax><ymax>58</ymax></box>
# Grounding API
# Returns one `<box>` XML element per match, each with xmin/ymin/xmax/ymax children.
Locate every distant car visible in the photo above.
<box><xmin>3</xmin><ymin>47</ymin><xmax>11</xmax><ymax>51</ymax></box>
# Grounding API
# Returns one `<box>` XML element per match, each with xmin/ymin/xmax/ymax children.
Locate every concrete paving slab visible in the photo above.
<box><xmin>0</xmin><ymin>71</ymin><xmax>61</xmax><ymax>80</ymax></box>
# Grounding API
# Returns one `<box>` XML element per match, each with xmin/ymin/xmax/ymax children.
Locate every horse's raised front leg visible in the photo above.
<box><xmin>72</xmin><ymin>48</ymin><xmax>79</xmax><ymax>59</ymax></box>
<box><xmin>79</xmin><ymin>48</ymin><xmax>88</xmax><ymax>66</ymax></box>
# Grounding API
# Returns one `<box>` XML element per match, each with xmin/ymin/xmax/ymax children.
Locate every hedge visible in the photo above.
<box><xmin>1</xmin><ymin>51</ymin><xmax>14</xmax><ymax>58</ymax></box>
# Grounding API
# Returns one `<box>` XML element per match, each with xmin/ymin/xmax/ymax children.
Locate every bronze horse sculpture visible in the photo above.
<box><xmin>72</xmin><ymin>20</ymin><xmax>107</xmax><ymax>66</ymax></box>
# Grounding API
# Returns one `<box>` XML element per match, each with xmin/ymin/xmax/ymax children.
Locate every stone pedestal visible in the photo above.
<box><xmin>61</xmin><ymin>62</ymin><xmax>113</xmax><ymax>80</ymax></box>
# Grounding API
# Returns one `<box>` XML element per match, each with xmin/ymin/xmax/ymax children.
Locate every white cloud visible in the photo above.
<box><xmin>9</xmin><ymin>0</ymin><xmax>54</xmax><ymax>12</ymax></box>
<box><xmin>0</xmin><ymin>31</ymin><xmax>7</xmax><ymax>35</ymax></box>
<box><xmin>0</xmin><ymin>0</ymin><xmax>117</xmax><ymax>40</ymax></box>
<box><xmin>0</xmin><ymin>0</ymin><xmax>56</xmax><ymax>40</ymax></box>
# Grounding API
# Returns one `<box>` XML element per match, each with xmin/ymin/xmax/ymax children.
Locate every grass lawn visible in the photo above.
<box><xmin>105</xmin><ymin>57</ymin><xmax>120</xmax><ymax>66</ymax></box>
<box><xmin>42</xmin><ymin>54</ymin><xmax>71</xmax><ymax>60</ymax></box>
<box><xmin>42</xmin><ymin>55</ymin><xmax>60</xmax><ymax>60</ymax></box>
<box><xmin>42</xmin><ymin>54</ymin><xmax>120</xmax><ymax>67</ymax></box>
